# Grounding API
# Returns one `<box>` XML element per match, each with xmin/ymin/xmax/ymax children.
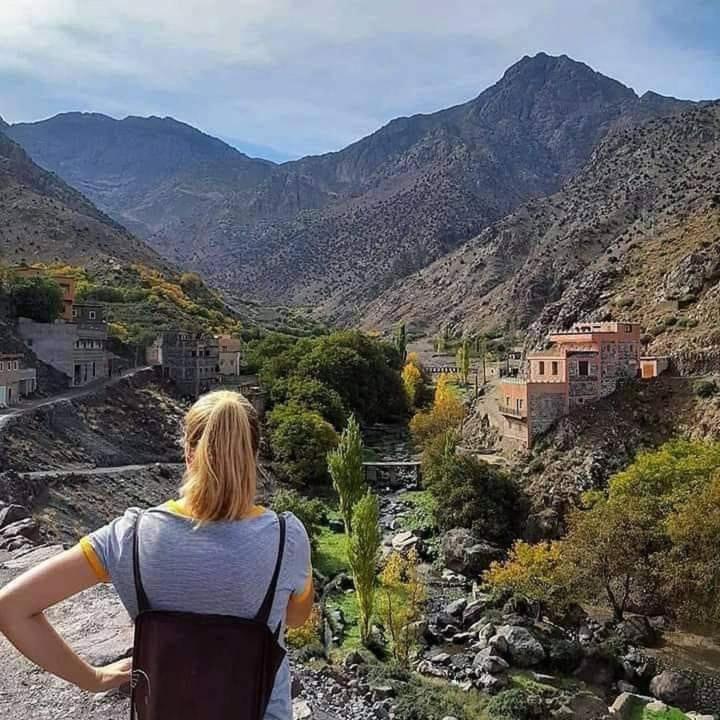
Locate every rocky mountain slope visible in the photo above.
<box><xmin>364</xmin><ymin>102</ymin><xmax>720</xmax><ymax>345</ymax></box>
<box><xmin>6</xmin><ymin>54</ymin><xmax>694</xmax><ymax>317</ymax></box>
<box><xmin>0</xmin><ymin>130</ymin><xmax>168</xmax><ymax>271</ymax></box>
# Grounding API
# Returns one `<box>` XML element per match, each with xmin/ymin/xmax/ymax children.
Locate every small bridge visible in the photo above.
<box><xmin>362</xmin><ymin>461</ymin><xmax>422</xmax><ymax>487</ymax></box>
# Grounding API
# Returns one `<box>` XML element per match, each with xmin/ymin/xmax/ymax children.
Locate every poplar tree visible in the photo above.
<box><xmin>327</xmin><ymin>415</ymin><xmax>366</xmax><ymax>534</ymax></box>
<box><xmin>348</xmin><ymin>492</ymin><xmax>381</xmax><ymax>646</ymax></box>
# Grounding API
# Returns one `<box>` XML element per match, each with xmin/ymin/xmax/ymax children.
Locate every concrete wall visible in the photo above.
<box><xmin>527</xmin><ymin>382</ymin><xmax>568</xmax><ymax>440</ymax></box>
<box><xmin>567</xmin><ymin>351</ymin><xmax>601</xmax><ymax>408</ymax></box>
<box><xmin>0</xmin><ymin>356</ymin><xmax>22</xmax><ymax>406</ymax></box>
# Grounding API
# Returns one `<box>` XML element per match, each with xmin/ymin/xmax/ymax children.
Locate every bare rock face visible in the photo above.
<box><xmin>662</xmin><ymin>243</ymin><xmax>720</xmax><ymax>301</ymax></box>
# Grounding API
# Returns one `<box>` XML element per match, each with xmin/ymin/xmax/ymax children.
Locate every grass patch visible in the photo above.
<box><xmin>399</xmin><ymin>489</ymin><xmax>438</xmax><ymax>539</ymax></box>
<box><xmin>314</xmin><ymin>525</ymin><xmax>349</xmax><ymax>578</ymax></box>
<box><xmin>625</xmin><ymin>698</ymin><xmax>690</xmax><ymax>720</ymax></box>
<box><xmin>328</xmin><ymin>590</ymin><xmax>362</xmax><ymax>654</ymax></box>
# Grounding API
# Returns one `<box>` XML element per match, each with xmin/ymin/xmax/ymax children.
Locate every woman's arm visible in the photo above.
<box><xmin>286</xmin><ymin>574</ymin><xmax>314</xmax><ymax>628</ymax></box>
<box><xmin>0</xmin><ymin>545</ymin><xmax>131</xmax><ymax>692</ymax></box>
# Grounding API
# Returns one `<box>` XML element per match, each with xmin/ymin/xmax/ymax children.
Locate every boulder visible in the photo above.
<box><xmin>649</xmin><ymin>670</ymin><xmax>695</xmax><ymax>708</ymax></box>
<box><xmin>428</xmin><ymin>652</ymin><xmax>451</xmax><ymax>665</ymax></box>
<box><xmin>441</xmin><ymin>529</ymin><xmax>504</xmax><ymax>577</ymax></box>
<box><xmin>293</xmin><ymin>699</ymin><xmax>313</xmax><ymax>720</ymax></box>
<box><xmin>545</xmin><ymin>637</ymin><xmax>583</xmax><ymax>672</ymax></box>
<box><xmin>493</xmin><ymin>625</ymin><xmax>545</xmax><ymax>667</ymax></box>
<box><xmin>370</xmin><ymin>685</ymin><xmax>395</xmax><ymax>700</ymax></box>
<box><xmin>473</xmin><ymin>648</ymin><xmax>509</xmax><ymax>674</ymax></box>
<box><xmin>616</xmin><ymin>616</ymin><xmax>657</xmax><ymax>647</ymax></box>
<box><xmin>462</xmin><ymin>596</ymin><xmax>492</xmax><ymax>627</ymax></box>
<box><xmin>567</xmin><ymin>692</ymin><xmax>611</xmax><ymax>720</ymax></box>
<box><xmin>609</xmin><ymin>692</ymin><xmax>653</xmax><ymax>720</ymax></box>
<box><xmin>328</xmin><ymin>519</ymin><xmax>345</xmax><ymax>533</ymax></box>
<box><xmin>646</xmin><ymin>701</ymin><xmax>668</xmax><ymax>713</ymax></box>
<box><xmin>475</xmin><ymin>672</ymin><xmax>508</xmax><ymax>693</ymax></box>
<box><xmin>0</xmin><ymin>518</ymin><xmax>39</xmax><ymax>541</ymax></box>
<box><xmin>0</xmin><ymin>503</ymin><xmax>30</xmax><ymax>530</ymax></box>
<box><xmin>392</xmin><ymin>530</ymin><xmax>419</xmax><ymax>553</ymax></box>
<box><xmin>444</xmin><ymin>598</ymin><xmax>467</xmax><ymax>619</ymax></box>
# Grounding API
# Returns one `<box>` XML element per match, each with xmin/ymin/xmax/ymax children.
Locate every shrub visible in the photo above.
<box><xmin>268</xmin><ymin>404</ymin><xmax>338</xmax><ymax>485</ymax></box>
<box><xmin>9</xmin><ymin>275</ymin><xmax>64</xmax><ymax>322</ymax></box>
<box><xmin>485</xmin><ymin>689</ymin><xmax>533</xmax><ymax>720</ymax></box>
<box><xmin>410</xmin><ymin>374</ymin><xmax>465</xmax><ymax>446</ymax></box>
<box><xmin>270</xmin><ymin>488</ymin><xmax>327</xmax><ymax>550</ymax></box>
<box><xmin>328</xmin><ymin>415</ymin><xmax>366</xmax><ymax>534</ymax></box>
<box><xmin>694</xmin><ymin>379</ymin><xmax>718</xmax><ymax>398</ymax></box>
<box><xmin>273</xmin><ymin>376</ymin><xmax>347</xmax><ymax>429</ymax></box>
<box><xmin>286</xmin><ymin>605</ymin><xmax>322</xmax><ymax>649</ymax></box>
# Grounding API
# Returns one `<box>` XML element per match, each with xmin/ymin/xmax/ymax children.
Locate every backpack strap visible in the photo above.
<box><xmin>255</xmin><ymin>513</ymin><xmax>286</xmax><ymax>627</ymax></box>
<box><xmin>132</xmin><ymin>511</ymin><xmax>152</xmax><ymax>614</ymax></box>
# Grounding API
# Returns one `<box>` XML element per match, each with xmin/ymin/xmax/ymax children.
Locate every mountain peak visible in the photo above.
<box><xmin>0</xmin><ymin>115</ymin><xmax>8</xmax><ymax>130</ymax></box>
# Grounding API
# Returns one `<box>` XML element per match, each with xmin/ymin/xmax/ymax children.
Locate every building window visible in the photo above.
<box><xmin>92</xmin><ymin>362</ymin><xmax>96</xmax><ymax>377</ymax></box>
<box><xmin>624</xmin><ymin>323</ymin><xmax>633</xmax><ymax>333</ymax></box>
<box><xmin>538</xmin><ymin>361</ymin><xmax>545</xmax><ymax>375</ymax></box>
<box><xmin>0</xmin><ymin>362</ymin><xmax>3</xmax><ymax>372</ymax></box>
<box><xmin>14</xmin><ymin>361</ymin><xmax>18</xmax><ymax>370</ymax></box>
<box><xmin>88</xmin><ymin>310</ymin><xmax>96</xmax><ymax>320</ymax></box>
<box><xmin>551</xmin><ymin>361</ymin><xmax>558</xmax><ymax>375</ymax></box>
<box><xmin>578</xmin><ymin>360</ymin><xmax>589</xmax><ymax>376</ymax></box>
<box><xmin>72</xmin><ymin>308</ymin><xmax>78</xmax><ymax>319</ymax></box>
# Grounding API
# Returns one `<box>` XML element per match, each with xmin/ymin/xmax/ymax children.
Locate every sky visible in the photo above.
<box><xmin>1</xmin><ymin>0</ymin><xmax>719</xmax><ymax>160</ymax></box>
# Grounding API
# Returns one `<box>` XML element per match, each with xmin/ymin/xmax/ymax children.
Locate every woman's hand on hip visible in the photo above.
<box><xmin>91</xmin><ymin>657</ymin><xmax>133</xmax><ymax>692</ymax></box>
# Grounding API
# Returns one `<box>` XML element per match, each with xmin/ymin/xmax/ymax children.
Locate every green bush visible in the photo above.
<box><xmin>8</xmin><ymin>275</ymin><xmax>64</xmax><ymax>322</ymax></box>
<box><xmin>268</xmin><ymin>403</ymin><xmax>338</xmax><ymax>485</ymax></box>
<box><xmin>694</xmin><ymin>379</ymin><xmax>718</xmax><ymax>398</ymax></box>
<box><xmin>485</xmin><ymin>689</ymin><xmax>533</xmax><ymax>720</ymax></box>
<box><xmin>270</xmin><ymin>488</ymin><xmax>327</xmax><ymax>550</ymax></box>
<box><xmin>272</xmin><ymin>376</ymin><xmax>347</xmax><ymax>429</ymax></box>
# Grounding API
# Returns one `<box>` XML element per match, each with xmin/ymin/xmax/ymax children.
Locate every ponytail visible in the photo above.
<box><xmin>180</xmin><ymin>390</ymin><xmax>260</xmax><ymax>522</ymax></box>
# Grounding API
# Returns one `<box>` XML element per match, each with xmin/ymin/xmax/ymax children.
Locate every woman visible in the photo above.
<box><xmin>0</xmin><ymin>390</ymin><xmax>314</xmax><ymax>719</ymax></box>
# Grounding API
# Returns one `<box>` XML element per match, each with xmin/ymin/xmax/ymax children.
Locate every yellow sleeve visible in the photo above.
<box><xmin>79</xmin><ymin>537</ymin><xmax>111</xmax><ymax>583</ymax></box>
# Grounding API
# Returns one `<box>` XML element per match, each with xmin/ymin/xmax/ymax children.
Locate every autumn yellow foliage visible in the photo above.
<box><xmin>409</xmin><ymin>373</ymin><xmax>464</xmax><ymax>446</ymax></box>
<box><xmin>286</xmin><ymin>605</ymin><xmax>322</xmax><ymax>648</ymax></box>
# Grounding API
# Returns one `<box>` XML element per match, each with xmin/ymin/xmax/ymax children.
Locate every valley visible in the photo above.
<box><xmin>1</xmin><ymin>46</ymin><xmax>720</xmax><ymax>720</ymax></box>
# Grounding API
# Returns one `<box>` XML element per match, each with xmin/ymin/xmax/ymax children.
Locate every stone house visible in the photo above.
<box><xmin>498</xmin><ymin>322</ymin><xmax>642</xmax><ymax>449</ymax></box>
<box><xmin>18</xmin><ymin>302</ymin><xmax>109</xmax><ymax>387</ymax></box>
<box><xmin>0</xmin><ymin>353</ymin><xmax>37</xmax><ymax>407</ymax></box>
<box><xmin>217</xmin><ymin>334</ymin><xmax>244</xmax><ymax>378</ymax></box>
<box><xmin>147</xmin><ymin>332</ymin><xmax>220</xmax><ymax>397</ymax></box>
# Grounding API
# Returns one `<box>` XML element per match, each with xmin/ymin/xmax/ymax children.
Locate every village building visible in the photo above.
<box><xmin>217</xmin><ymin>334</ymin><xmax>244</xmax><ymax>378</ymax></box>
<box><xmin>146</xmin><ymin>331</ymin><xmax>220</xmax><ymax>397</ymax></box>
<box><xmin>18</xmin><ymin>302</ymin><xmax>109</xmax><ymax>387</ymax></box>
<box><xmin>498</xmin><ymin>322</ymin><xmax>642</xmax><ymax>449</ymax></box>
<box><xmin>640</xmin><ymin>355</ymin><xmax>671</xmax><ymax>379</ymax></box>
<box><xmin>0</xmin><ymin>353</ymin><xmax>37</xmax><ymax>407</ymax></box>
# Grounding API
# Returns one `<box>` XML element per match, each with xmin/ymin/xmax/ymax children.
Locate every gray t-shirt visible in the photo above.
<box><xmin>85</xmin><ymin>503</ymin><xmax>311</xmax><ymax>720</ymax></box>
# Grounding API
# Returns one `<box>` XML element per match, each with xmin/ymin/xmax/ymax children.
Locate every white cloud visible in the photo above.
<box><xmin>0</xmin><ymin>0</ymin><xmax>718</xmax><ymax>155</ymax></box>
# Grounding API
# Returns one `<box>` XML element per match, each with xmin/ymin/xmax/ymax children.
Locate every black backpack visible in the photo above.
<box><xmin>130</xmin><ymin>512</ymin><xmax>287</xmax><ymax>720</ymax></box>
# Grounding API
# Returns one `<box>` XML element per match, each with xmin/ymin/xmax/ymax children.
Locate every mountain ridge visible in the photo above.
<box><xmin>5</xmin><ymin>53</ymin><xmax>702</xmax><ymax>316</ymax></box>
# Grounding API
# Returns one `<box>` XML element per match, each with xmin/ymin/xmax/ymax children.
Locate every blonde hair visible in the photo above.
<box><xmin>180</xmin><ymin>390</ymin><xmax>260</xmax><ymax>522</ymax></box>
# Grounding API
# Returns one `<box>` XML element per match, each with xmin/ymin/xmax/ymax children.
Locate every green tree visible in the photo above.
<box><xmin>394</xmin><ymin>323</ymin><xmax>407</xmax><ymax>363</ymax></box>
<box><xmin>562</xmin><ymin>497</ymin><xmax>661</xmax><ymax>620</ymax></box>
<box><xmin>423</xmin><ymin>439</ymin><xmax>521</xmax><ymax>545</ymax></box>
<box><xmin>347</xmin><ymin>492</ymin><xmax>381</xmax><ymax>646</ymax></box>
<box><xmin>327</xmin><ymin>415</ymin><xmax>366</xmax><ymax>534</ymax></box>
<box><xmin>268</xmin><ymin>404</ymin><xmax>338</xmax><ymax>485</ymax></box>
<box><xmin>456</xmin><ymin>339</ymin><xmax>470</xmax><ymax>386</ymax></box>
<box><xmin>272</xmin><ymin>376</ymin><xmax>347</xmax><ymax>430</ymax></box>
<box><xmin>664</xmin><ymin>474</ymin><xmax>720</xmax><ymax>622</ymax></box>
<box><xmin>10</xmin><ymin>275</ymin><xmax>64</xmax><ymax>322</ymax></box>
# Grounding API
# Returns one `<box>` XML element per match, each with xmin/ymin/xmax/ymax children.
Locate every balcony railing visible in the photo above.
<box><xmin>498</xmin><ymin>403</ymin><xmax>527</xmax><ymax>419</ymax></box>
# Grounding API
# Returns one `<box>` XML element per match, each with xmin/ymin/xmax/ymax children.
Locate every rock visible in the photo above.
<box><xmin>574</xmin><ymin>650</ymin><xmax>619</xmax><ymax>688</ymax></box>
<box><xmin>451</xmin><ymin>632</ymin><xmax>472</xmax><ymax>645</ymax></box>
<box><xmin>392</xmin><ymin>530</ymin><xmax>419</xmax><ymax>553</ymax></box>
<box><xmin>444</xmin><ymin>598</ymin><xmax>467</xmax><ymax>618</ymax></box>
<box><xmin>616</xmin><ymin>616</ymin><xmax>657</xmax><ymax>647</ymax></box>
<box><xmin>417</xmin><ymin>660</ymin><xmax>448</xmax><ymax>678</ymax></box>
<box><xmin>493</xmin><ymin>625</ymin><xmax>546</xmax><ymax>667</ymax></box>
<box><xmin>473</xmin><ymin>648</ymin><xmax>509</xmax><ymax>674</ymax></box>
<box><xmin>328</xmin><ymin>519</ymin><xmax>345</xmax><ymax>533</ymax></box>
<box><xmin>441</xmin><ymin>717</ymin><xmax>460</xmax><ymax>720</ymax></box>
<box><xmin>567</xmin><ymin>692</ymin><xmax>611</xmax><ymax>720</ymax></box>
<box><xmin>0</xmin><ymin>503</ymin><xmax>30</xmax><ymax>530</ymax></box>
<box><xmin>616</xmin><ymin>681</ymin><xmax>638</xmax><ymax>694</ymax></box>
<box><xmin>646</xmin><ymin>700</ymin><xmax>668</xmax><ymax>713</ymax></box>
<box><xmin>370</xmin><ymin>685</ymin><xmax>395</xmax><ymax>700</ymax></box>
<box><xmin>649</xmin><ymin>670</ymin><xmax>695</xmax><ymax>708</ymax></box>
<box><xmin>429</xmin><ymin>652</ymin><xmax>451</xmax><ymax>665</ymax></box>
<box><xmin>441</xmin><ymin>529</ymin><xmax>504</xmax><ymax>577</ymax></box>
<box><xmin>462</xmin><ymin>596</ymin><xmax>492</xmax><ymax>627</ymax></box>
<box><xmin>489</xmin><ymin>634</ymin><xmax>509</xmax><ymax>657</ymax></box>
<box><xmin>545</xmin><ymin>637</ymin><xmax>583</xmax><ymax>672</ymax></box>
<box><xmin>343</xmin><ymin>650</ymin><xmax>365</xmax><ymax>668</ymax></box>
<box><xmin>609</xmin><ymin>692</ymin><xmax>653</xmax><ymax>720</ymax></box>
<box><xmin>291</xmin><ymin>675</ymin><xmax>304</xmax><ymax>697</ymax></box>
<box><xmin>450</xmin><ymin>653</ymin><xmax>474</xmax><ymax>671</ymax></box>
<box><xmin>293</xmin><ymin>699</ymin><xmax>313</xmax><ymax>720</ymax></box>
<box><xmin>686</xmin><ymin>714</ymin><xmax>716</xmax><ymax>720</ymax></box>
<box><xmin>0</xmin><ymin>518</ymin><xmax>39</xmax><ymax>541</ymax></box>
<box><xmin>475</xmin><ymin>672</ymin><xmax>508</xmax><ymax>693</ymax></box>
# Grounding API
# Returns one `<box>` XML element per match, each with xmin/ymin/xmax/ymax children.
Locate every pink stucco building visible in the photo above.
<box><xmin>498</xmin><ymin>322</ymin><xmax>642</xmax><ymax>448</ymax></box>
